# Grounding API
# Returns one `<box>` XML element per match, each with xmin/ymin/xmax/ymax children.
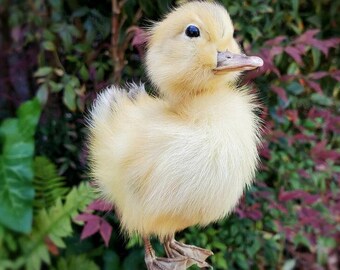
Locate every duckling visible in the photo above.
<box><xmin>88</xmin><ymin>1</ymin><xmax>263</xmax><ymax>269</ymax></box>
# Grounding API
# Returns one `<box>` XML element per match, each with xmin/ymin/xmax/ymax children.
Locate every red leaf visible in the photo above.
<box><xmin>291</xmin><ymin>133</ymin><xmax>317</xmax><ymax>143</ymax></box>
<box><xmin>129</xmin><ymin>27</ymin><xmax>148</xmax><ymax>57</ymax></box>
<box><xmin>298</xmin><ymin>169</ymin><xmax>311</xmax><ymax>179</ymax></box>
<box><xmin>258</xmin><ymin>48</ymin><xmax>281</xmax><ymax>76</ymax></box>
<box><xmin>259</xmin><ymin>142</ymin><xmax>271</xmax><ymax>159</ymax></box>
<box><xmin>294</xmin><ymin>44</ymin><xmax>306</xmax><ymax>54</ymax></box>
<box><xmin>305</xmin><ymin>80</ymin><xmax>322</xmax><ymax>93</ymax></box>
<box><xmin>330</xmin><ymin>70</ymin><xmax>340</xmax><ymax>81</ymax></box>
<box><xmin>311</xmin><ymin>141</ymin><xmax>340</xmax><ymax>165</ymax></box>
<box><xmin>327</xmin><ymin>115</ymin><xmax>340</xmax><ymax>133</ymax></box>
<box><xmin>45</xmin><ymin>237</ymin><xmax>59</xmax><ymax>256</ymax></box>
<box><xmin>298</xmin><ymin>207</ymin><xmax>323</xmax><ymax>229</ymax></box>
<box><xmin>11</xmin><ymin>26</ymin><xmax>23</xmax><ymax>43</ymax></box>
<box><xmin>75</xmin><ymin>213</ymin><xmax>101</xmax><ymax>222</ymax></box>
<box><xmin>269</xmin><ymin>201</ymin><xmax>288</xmax><ymax>214</ymax></box>
<box><xmin>292</xmin><ymin>29</ymin><xmax>340</xmax><ymax>57</ymax></box>
<box><xmin>309</xmin><ymin>71</ymin><xmax>328</xmax><ymax>80</ymax></box>
<box><xmin>279</xmin><ymin>189</ymin><xmax>305</xmax><ymax>202</ymax></box>
<box><xmin>99</xmin><ymin>219</ymin><xmax>113</xmax><ymax>247</ymax></box>
<box><xmin>87</xmin><ymin>199</ymin><xmax>113</xmax><ymax>212</ymax></box>
<box><xmin>264</xmin><ymin>36</ymin><xmax>286</xmax><ymax>46</ymax></box>
<box><xmin>279</xmin><ymin>189</ymin><xmax>319</xmax><ymax>204</ymax></box>
<box><xmin>310</xmin><ymin>38</ymin><xmax>340</xmax><ymax>57</ymax></box>
<box><xmin>270</xmin><ymin>46</ymin><xmax>284</xmax><ymax>56</ymax></box>
<box><xmin>285</xmin><ymin>46</ymin><xmax>304</xmax><ymax>65</ymax></box>
<box><xmin>271</xmin><ymin>85</ymin><xmax>288</xmax><ymax>102</ymax></box>
<box><xmin>80</xmin><ymin>218</ymin><xmax>101</xmax><ymax>240</ymax></box>
<box><xmin>286</xmin><ymin>109</ymin><xmax>299</xmax><ymax>123</ymax></box>
<box><xmin>131</xmin><ymin>27</ymin><xmax>148</xmax><ymax>47</ymax></box>
<box><xmin>294</xmin><ymin>29</ymin><xmax>319</xmax><ymax>44</ymax></box>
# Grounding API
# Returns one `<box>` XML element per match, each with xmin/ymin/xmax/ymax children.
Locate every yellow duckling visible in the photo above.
<box><xmin>88</xmin><ymin>1</ymin><xmax>263</xmax><ymax>269</ymax></box>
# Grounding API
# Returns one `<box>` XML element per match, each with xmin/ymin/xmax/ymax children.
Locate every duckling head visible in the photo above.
<box><xmin>146</xmin><ymin>1</ymin><xmax>263</xmax><ymax>103</ymax></box>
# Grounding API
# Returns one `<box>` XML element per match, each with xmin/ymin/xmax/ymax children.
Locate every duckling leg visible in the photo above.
<box><xmin>144</xmin><ymin>237</ymin><xmax>188</xmax><ymax>270</ymax></box>
<box><xmin>164</xmin><ymin>235</ymin><xmax>213</xmax><ymax>269</ymax></box>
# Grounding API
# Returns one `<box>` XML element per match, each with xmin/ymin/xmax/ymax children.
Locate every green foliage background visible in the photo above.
<box><xmin>0</xmin><ymin>0</ymin><xmax>339</xmax><ymax>269</ymax></box>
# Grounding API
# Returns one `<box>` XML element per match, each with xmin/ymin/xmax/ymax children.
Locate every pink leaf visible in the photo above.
<box><xmin>99</xmin><ymin>219</ymin><xmax>113</xmax><ymax>247</ymax></box>
<box><xmin>80</xmin><ymin>219</ymin><xmax>101</xmax><ymax>240</ymax></box>
<box><xmin>87</xmin><ymin>199</ymin><xmax>113</xmax><ymax>212</ymax></box>
<box><xmin>76</xmin><ymin>213</ymin><xmax>101</xmax><ymax>222</ymax></box>
<box><xmin>285</xmin><ymin>46</ymin><xmax>304</xmax><ymax>65</ymax></box>
<box><xmin>264</xmin><ymin>36</ymin><xmax>286</xmax><ymax>46</ymax></box>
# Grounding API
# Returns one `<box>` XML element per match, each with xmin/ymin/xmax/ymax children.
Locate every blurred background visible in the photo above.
<box><xmin>0</xmin><ymin>0</ymin><xmax>339</xmax><ymax>269</ymax></box>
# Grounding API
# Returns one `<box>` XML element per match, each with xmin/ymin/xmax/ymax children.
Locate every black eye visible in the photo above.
<box><xmin>185</xmin><ymin>25</ymin><xmax>200</xmax><ymax>38</ymax></box>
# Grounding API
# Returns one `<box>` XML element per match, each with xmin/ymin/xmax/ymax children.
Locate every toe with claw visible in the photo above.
<box><xmin>164</xmin><ymin>235</ymin><xmax>214</xmax><ymax>269</ymax></box>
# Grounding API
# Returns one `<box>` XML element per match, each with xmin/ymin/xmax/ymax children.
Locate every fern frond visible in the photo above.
<box><xmin>15</xmin><ymin>182</ymin><xmax>96</xmax><ymax>270</ymax></box>
<box><xmin>52</xmin><ymin>255</ymin><xmax>100</xmax><ymax>270</ymax></box>
<box><xmin>33</xmin><ymin>156</ymin><xmax>68</xmax><ymax>210</ymax></box>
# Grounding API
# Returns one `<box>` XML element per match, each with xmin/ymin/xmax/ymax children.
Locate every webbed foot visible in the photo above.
<box><xmin>144</xmin><ymin>237</ymin><xmax>188</xmax><ymax>270</ymax></box>
<box><xmin>164</xmin><ymin>235</ymin><xmax>213</xmax><ymax>269</ymax></box>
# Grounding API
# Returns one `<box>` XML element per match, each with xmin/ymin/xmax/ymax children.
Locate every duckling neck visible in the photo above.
<box><xmin>163</xmin><ymin>85</ymin><xmax>234</xmax><ymax>113</ymax></box>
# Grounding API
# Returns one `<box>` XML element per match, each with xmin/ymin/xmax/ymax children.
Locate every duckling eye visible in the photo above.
<box><xmin>185</xmin><ymin>25</ymin><xmax>200</xmax><ymax>38</ymax></box>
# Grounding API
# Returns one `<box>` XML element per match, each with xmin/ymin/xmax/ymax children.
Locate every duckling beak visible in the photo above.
<box><xmin>213</xmin><ymin>51</ymin><xmax>263</xmax><ymax>74</ymax></box>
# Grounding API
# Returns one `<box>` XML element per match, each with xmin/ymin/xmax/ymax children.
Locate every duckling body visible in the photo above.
<box><xmin>90</xmin><ymin>86</ymin><xmax>259</xmax><ymax>237</ymax></box>
<box><xmin>88</xmin><ymin>2</ymin><xmax>263</xmax><ymax>269</ymax></box>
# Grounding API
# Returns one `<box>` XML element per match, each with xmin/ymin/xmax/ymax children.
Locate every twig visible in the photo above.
<box><xmin>111</xmin><ymin>0</ymin><xmax>142</xmax><ymax>82</ymax></box>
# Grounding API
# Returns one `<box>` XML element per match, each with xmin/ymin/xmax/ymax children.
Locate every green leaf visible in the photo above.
<box><xmin>293</xmin><ymin>234</ymin><xmax>311</xmax><ymax>250</ymax></box>
<box><xmin>15</xmin><ymin>183</ymin><xmax>96</xmax><ymax>270</ymax></box>
<box><xmin>34</xmin><ymin>67</ymin><xmax>53</xmax><ymax>77</ymax></box>
<box><xmin>33</xmin><ymin>156</ymin><xmax>68</xmax><ymax>210</ymax></box>
<box><xmin>283</xmin><ymin>259</ymin><xmax>296</xmax><ymax>270</ymax></box>
<box><xmin>42</xmin><ymin>41</ymin><xmax>56</xmax><ymax>51</ymax></box>
<box><xmin>79</xmin><ymin>65</ymin><xmax>89</xmax><ymax>81</ymax></box>
<box><xmin>17</xmin><ymin>99</ymin><xmax>41</xmax><ymax>139</ymax></box>
<box><xmin>0</xmin><ymin>99</ymin><xmax>41</xmax><ymax>233</ymax></box>
<box><xmin>36</xmin><ymin>84</ymin><xmax>49</xmax><ymax>105</ymax></box>
<box><xmin>49</xmin><ymin>81</ymin><xmax>63</xmax><ymax>93</ymax></box>
<box><xmin>311</xmin><ymin>93</ymin><xmax>333</xmax><ymax>106</ymax></box>
<box><xmin>286</xmin><ymin>81</ymin><xmax>304</xmax><ymax>95</ymax></box>
<box><xmin>53</xmin><ymin>255</ymin><xmax>100</xmax><ymax>270</ymax></box>
<box><xmin>103</xmin><ymin>251</ymin><xmax>121</xmax><ymax>270</ymax></box>
<box><xmin>312</xmin><ymin>47</ymin><xmax>321</xmax><ymax>69</ymax></box>
<box><xmin>63</xmin><ymin>84</ymin><xmax>77</xmax><ymax>111</ymax></box>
